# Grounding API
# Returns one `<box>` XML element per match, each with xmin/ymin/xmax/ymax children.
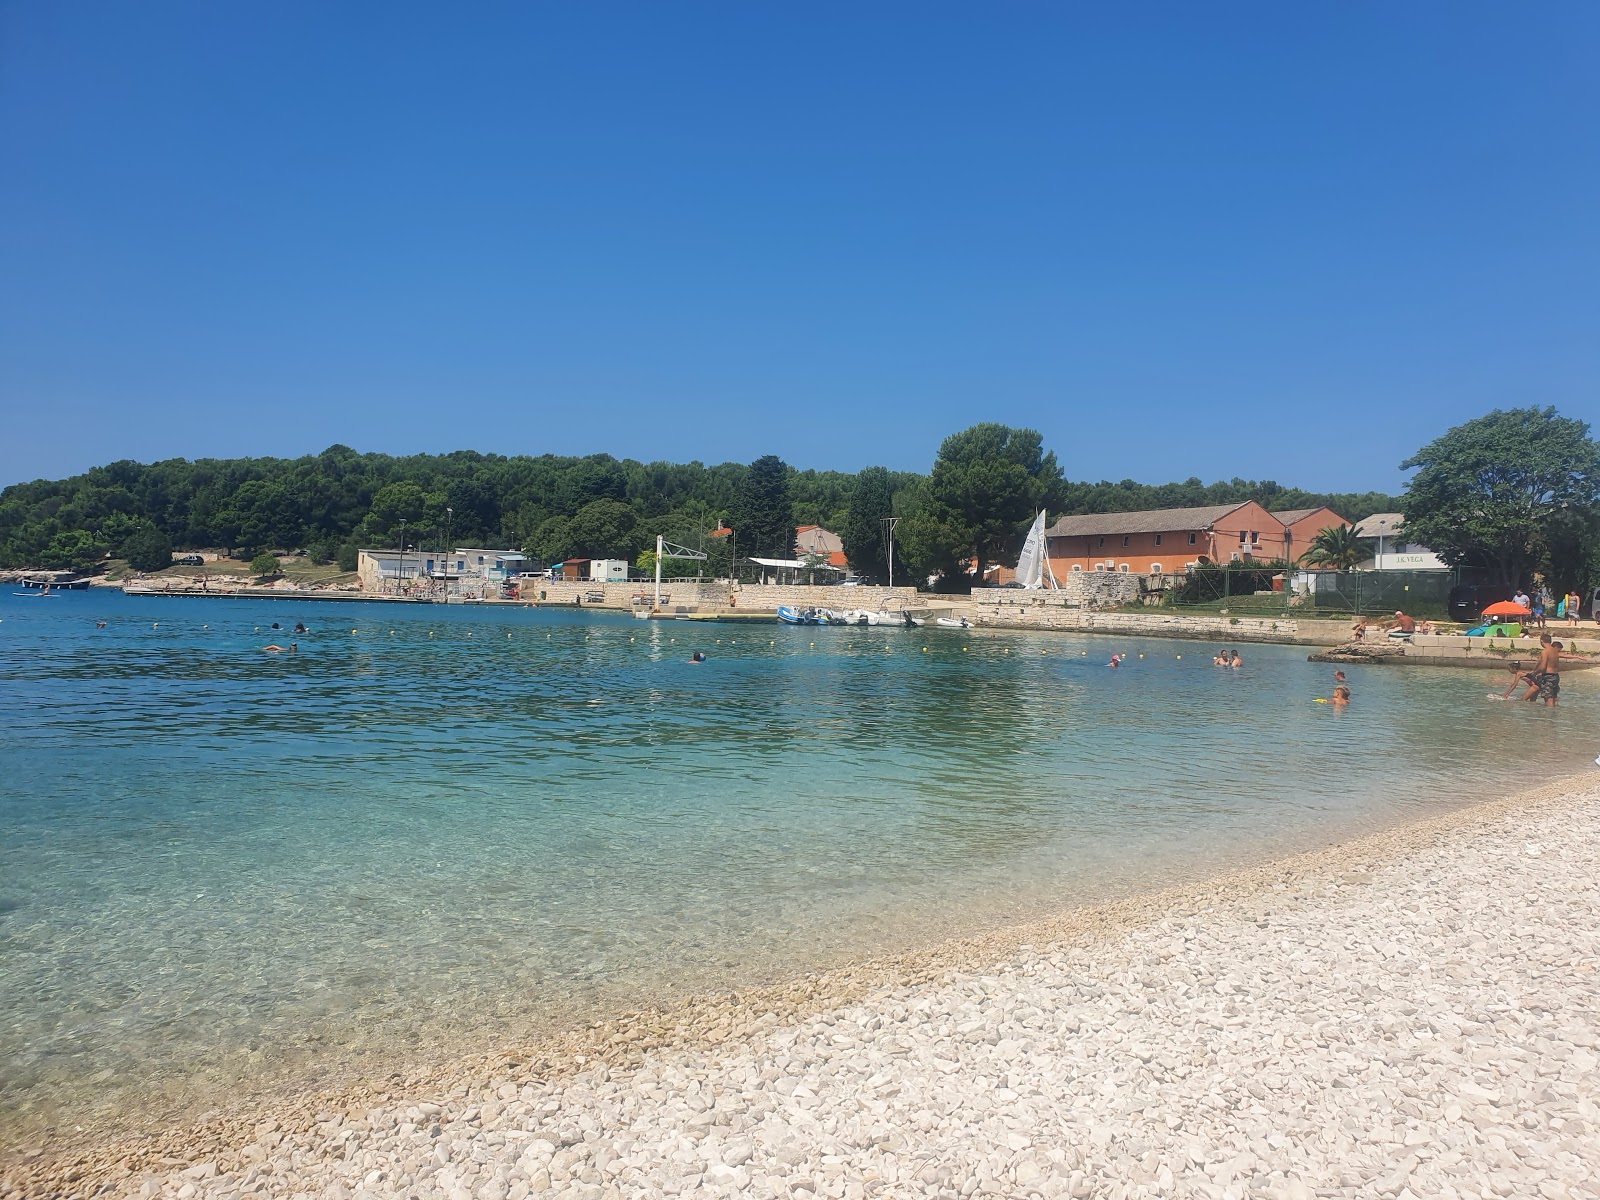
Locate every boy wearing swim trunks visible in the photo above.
<box><xmin>1524</xmin><ymin>635</ymin><xmax>1562</xmax><ymax>707</ymax></box>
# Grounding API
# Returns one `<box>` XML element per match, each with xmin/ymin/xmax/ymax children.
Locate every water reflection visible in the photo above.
<box><xmin>0</xmin><ymin>592</ymin><xmax>1594</xmax><ymax>1137</ymax></box>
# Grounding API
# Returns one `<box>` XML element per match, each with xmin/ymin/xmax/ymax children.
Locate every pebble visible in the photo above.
<box><xmin>14</xmin><ymin>786</ymin><xmax>1600</xmax><ymax>1199</ymax></box>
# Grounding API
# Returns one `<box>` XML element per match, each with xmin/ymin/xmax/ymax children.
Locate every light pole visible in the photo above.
<box><xmin>882</xmin><ymin>515</ymin><xmax>900</xmax><ymax>588</ymax></box>
<box><xmin>1377</xmin><ymin>519</ymin><xmax>1387</xmax><ymax>572</ymax></box>
<box><xmin>397</xmin><ymin>519</ymin><xmax>407</xmax><ymax>595</ymax></box>
<box><xmin>444</xmin><ymin>506</ymin><xmax>453</xmax><ymax>600</ymax></box>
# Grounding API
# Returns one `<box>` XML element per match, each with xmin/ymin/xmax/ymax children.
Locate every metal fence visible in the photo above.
<box><xmin>1165</xmin><ymin>566</ymin><xmax>1457</xmax><ymax>616</ymax></box>
<box><xmin>1301</xmin><ymin>569</ymin><xmax>1456</xmax><ymax>615</ymax></box>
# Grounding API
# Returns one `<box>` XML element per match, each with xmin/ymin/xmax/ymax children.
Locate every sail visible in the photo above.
<box><xmin>1015</xmin><ymin>510</ymin><xmax>1047</xmax><ymax>589</ymax></box>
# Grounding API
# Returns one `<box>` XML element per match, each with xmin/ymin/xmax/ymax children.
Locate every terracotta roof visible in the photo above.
<box><xmin>1272</xmin><ymin>507</ymin><xmax>1346</xmax><ymax>526</ymax></box>
<box><xmin>1352</xmin><ymin>513</ymin><xmax>1405</xmax><ymax>537</ymax></box>
<box><xmin>1045</xmin><ymin>503</ymin><xmax>1249</xmax><ymax>538</ymax></box>
<box><xmin>827</xmin><ymin>550</ymin><xmax>847</xmax><ymax>568</ymax></box>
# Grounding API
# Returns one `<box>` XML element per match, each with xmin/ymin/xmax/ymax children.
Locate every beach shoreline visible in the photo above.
<box><xmin>7</xmin><ymin>770</ymin><xmax>1599</xmax><ymax>1199</ymax></box>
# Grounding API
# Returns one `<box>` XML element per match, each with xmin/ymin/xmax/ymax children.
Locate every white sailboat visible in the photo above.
<box><xmin>1014</xmin><ymin>511</ymin><xmax>1060</xmax><ymax>590</ymax></box>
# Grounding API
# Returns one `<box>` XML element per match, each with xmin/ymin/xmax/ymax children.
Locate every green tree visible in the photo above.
<box><xmin>1401</xmin><ymin>407</ymin><xmax>1600</xmax><ymax>586</ymax></box>
<box><xmin>335</xmin><ymin>537</ymin><xmax>361</xmax><ymax>573</ymax></box>
<box><xmin>528</xmin><ymin>516</ymin><xmax>574</xmax><ymax>565</ymax></box>
<box><xmin>249</xmin><ymin>552</ymin><xmax>281</xmax><ymax>578</ymax></box>
<box><xmin>842</xmin><ymin>466</ymin><xmax>895</xmax><ymax>581</ymax></box>
<box><xmin>910</xmin><ymin>424</ymin><xmax>1061</xmax><ymax>590</ymax></box>
<box><xmin>122</xmin><ymin>525</ymin><xmax>174</xmax><ymax>572</ymax></box>
<box><xmin>42</xmin><ymin>529</ymin><xmax>109</xmax><ymax>573</ymax></box>
<box><xmin>727</xmin><ymin>456</ymin><xmax>793</xmax><ymax>560</ymax></box>
<box><xmin>567</xmin><ymin>498</ymin><xmax>640</xmax><ymax>558</ymax></box>
<box><xmin>1297</xmin><ymin>524</ymin><xmax>1371</xmax><ymax>571</ymax></box>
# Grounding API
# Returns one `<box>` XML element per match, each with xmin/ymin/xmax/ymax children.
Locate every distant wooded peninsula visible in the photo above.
<box><xmin>0</xmin><ymin>430</ymin><xmax>1399</xmax><ymax>579</ymax></box>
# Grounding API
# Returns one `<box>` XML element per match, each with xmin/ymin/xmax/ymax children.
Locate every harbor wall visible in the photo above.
<box><xmin>970</xmin><ymin>603</ymin><xmax>1352</xmax><ymax>646</ymax></box>
<box><xmin>526</xmin><ymin>580</ymin><xmax>925</xmax><ymax>613</ymax></box>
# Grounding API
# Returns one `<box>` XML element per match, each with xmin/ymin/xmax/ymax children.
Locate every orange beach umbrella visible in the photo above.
<box><xmin>1481</xmin><ymin>600</ymin><xmax>1530</xmax><ymax>617</ymax></box>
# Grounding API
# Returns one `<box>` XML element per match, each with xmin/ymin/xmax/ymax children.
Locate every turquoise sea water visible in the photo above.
<box><xmin>1</xmin><ymin>590</ymin><xmax>1594</xmax><ymax>1139</ymax></box>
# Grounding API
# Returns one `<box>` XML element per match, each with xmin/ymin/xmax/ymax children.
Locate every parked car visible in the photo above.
<box><xmin>1447</xmin><ymin>583</ymin><xmax>1513</xmax><ymax>623</ymax></box>
<box><xmin>174</xmin><ymin>554</ymin><xmax>205</xmax><ymax>566</ymax></box>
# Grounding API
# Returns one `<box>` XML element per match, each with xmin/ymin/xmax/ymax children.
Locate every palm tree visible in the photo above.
<box><xmin>1298</xmin><ymin>524</ymin><xmax>1372</xmax><ymax>571</ymax></box>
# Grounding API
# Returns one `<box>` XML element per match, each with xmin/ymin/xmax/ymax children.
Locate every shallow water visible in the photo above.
<box><xmin>1</xmin><ymin>591</ymin><xmax>1592</xmax><ymax>1137</ymax></box>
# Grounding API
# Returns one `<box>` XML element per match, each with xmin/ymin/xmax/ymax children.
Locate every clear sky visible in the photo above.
<box><xmin>2</xmin><ymin>2</ymin><xmax>1596</xmax><ymax>492</ymax></box>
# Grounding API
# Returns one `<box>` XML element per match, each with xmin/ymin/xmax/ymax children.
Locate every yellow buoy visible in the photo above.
<box><xmin>962</xmin><ymin>646</ymin><xmax>968</xmax><ymax>651</ymax></box>
<box><xmin>630</xmin><ymin>637</ymin><xmax>635</xmax><ymax>642</ymax></box>
<box><xmin>922</xmin><ymin>646</ymin><xmax>928</xmax><ymax>652</ymax></box>
<box><xmin>1004</xmin><ymin>648</ymin><xmax>1009</xmax><ymax>654</ymax></box>
<box><xmin>467</xmin><ymin>632</ymin><xmax>472</xmax><ymax>637</ymax></box>
<box><xmin>1138</xmin><ymin>653</ymin><xmax>1143</xmax><ymax>658</ymax></box>
<box><xmin>507</xmin><ymin>632</ymin><xmax>512</xmax><ymax>638</ymax></box>
<box><xmin>809</xmin><ymin>641</ymin><xmax>815</xmax><ymax>647</ymax></box>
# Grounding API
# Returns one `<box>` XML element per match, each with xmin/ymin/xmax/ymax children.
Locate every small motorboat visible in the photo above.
<box><xmin>935</xmin><ymin>615</ymin><xmax>972</xmax><ymax>629</ymax></box>
<box><xmin>777</xmin><ymin>605</ymin><xmax>823</xmax><ymax>625</ymax></box>
<box><xmin>866</xmin><ymin>609</ymin><xmax>923</xmax><ymax>627</ymax></box>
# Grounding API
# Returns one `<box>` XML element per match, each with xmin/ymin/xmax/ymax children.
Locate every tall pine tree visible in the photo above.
<box><xmin>842</xmin><ymin>466</ymin><xmax>895</xmax><ymax>580</ymax></box>
<box><xmin>728</xmin><ymin>455</ymin><xmax>794</xmax><ymax>560</ymax></box>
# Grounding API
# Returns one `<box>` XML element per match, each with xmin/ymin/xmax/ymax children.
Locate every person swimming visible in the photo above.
<box><xmin>292</xmin><ymin>621</ymin><xmax>307</xmax><ymax>634</ymax></box>
<box><xmin>95</xmin><ymin>620</ymin><xmax>106</xmax><ymax>629</ymax></box>
<box><xmin>1331</xmin><ymin>684</ymin><xmax>1350</xmax><ymax>707</ymax></box>
<box><xmin>263</xmin><ymin>642</ymin><xmax>298</xmax><ymax>654</ymax></box>
<box><xmin>689</xmin><ymin>651</ymin><xmax>706</xmax><ymax>663</ymax></box>
<box><xmin>1229</xmin><ymin>650</ymin><xmax>1242</xmax><ymax>669</ymax></box>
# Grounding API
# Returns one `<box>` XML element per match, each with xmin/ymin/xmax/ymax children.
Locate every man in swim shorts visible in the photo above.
<box><xmin>1523</xmin><ymin>634</ymin><xmax>1561</xmax><ymax>706</ymax></box>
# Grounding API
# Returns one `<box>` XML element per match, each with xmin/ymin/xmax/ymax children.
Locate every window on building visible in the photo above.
<box><xmin>1154</xmin><ymin>534</ymin><xmax>1162</xmax><ymax>546</ymax></box>
<box><xmin>1070</xmin><ymin>564</ymin><xmax>1082</xmax><ymax>573</ymax></box>
<box><xmin>1122</xmin><ymin>535</ymin><xmax>1130</xmax><ymax>547</ymax></box>
<box><xmin>1250</xmin><ymin>531</ymin><xmax>1259</xmax><ymax>545</ymax></box>
<box><xmin>1239</xmin><ymin>531</ymin><xmax>1247</xmax><ymax>544</ymax></box>
<box><xmin>1230</xmin><ymin>552</ymin><xmax>1241</xmax><ymax>562</ymax></box>
<box><xmin>1097</xmin><ymin>536</ymin><xmax>1105</xmax><ymax>548</ymax></box>
<box><xmin>1117</xmin><ymin>563</ymin><xmax>1129</xmax><ymax>573</ymax></box>
<box><xmin>1150</xmin><ymin>564</ymin><xmax>1162</xmax><ymax>575</ymax></box>
<box><xmin>1187</xmin><ymin>532</ymin><xmax>1197</xmax><ymax>546</ymax></box>
<box><xmin>1094</xmin><ymin>563</ymin><xmax>1106</xmax><ymax>572</ymax></box>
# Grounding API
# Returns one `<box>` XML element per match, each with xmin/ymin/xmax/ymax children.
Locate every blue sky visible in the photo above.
<box><xmin>2</xmin><ymin>2</ymin><xmax>1596</xmax><ymax>492</ymax></box>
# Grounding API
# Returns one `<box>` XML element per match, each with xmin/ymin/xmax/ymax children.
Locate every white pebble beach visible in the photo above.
<box><xmin>9</xmin><ymin>776</ymin><xmax>1600</xmax><ymax>1200</ymax></box>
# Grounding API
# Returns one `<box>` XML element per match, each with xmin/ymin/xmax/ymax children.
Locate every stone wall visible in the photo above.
<box><xmin>969</xmin><ymin>603</ymin><xmax>1351</xmax><ymax>646</ymax></box>
<box><xmin>525</xmin><ymin>579</ymin><xmax>923</xmax><ymax>613</ymax></box>
<box><xmin>975</xmin><ymin>571</ymin><xmax>1144</xmax><ymax>610</ymax></box>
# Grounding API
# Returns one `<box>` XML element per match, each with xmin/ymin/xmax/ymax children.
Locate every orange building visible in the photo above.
<box><xmin>1044</xmin><ymin>501</ymin><xmax>1303</xmax><ymax>577</ymax></box>
<box><xmin>1043</xmin><ymin>502</ymin><xmax>1351</xmax><ymax>577</ymax></box>
<box><xmin>1271</xmin><ymin>507</ymin><xmax>1351</xmax><ymax>563</ymax></box>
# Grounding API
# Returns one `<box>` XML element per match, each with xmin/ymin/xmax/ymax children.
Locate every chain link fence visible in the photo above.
<box><xmin>1165</xmin><ymin>565</ymin><xmax>1457</xmax><ymax>617</ymax></box>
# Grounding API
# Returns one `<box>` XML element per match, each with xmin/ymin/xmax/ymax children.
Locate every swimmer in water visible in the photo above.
<box><xmin>96</xmin><ymin>620</ymin><xmax>106</xmax><ymax>629</ymax></box>
<box><xmin>1229</xmin><ymin>650</ymin><xmax>1242</xmax><ymax>669</ymax></box>
<box><xmin>689</xmin><ymin>651</ymin><xmax>706</xmax><ymax>663</ymax></box>
<box><xmin>262</xmin><ymin>642</ymin><xmax>298</xmax><ymax>654</ymax></box>
<box><xmin>1331</xmin><ymin>684</ymin><xmax>1350</xmax><ymax>707</ymax></box>
<box><xmin>292</xmin><ymin>621</ymin><xmax>307</xmax><ymax>634</ymax></box>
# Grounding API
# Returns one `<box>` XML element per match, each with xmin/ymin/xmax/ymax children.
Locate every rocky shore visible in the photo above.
<box><xmin>7</xmin><ymin>777</ymin><xmax>1599</xmax><ymax>1200</ymax></box>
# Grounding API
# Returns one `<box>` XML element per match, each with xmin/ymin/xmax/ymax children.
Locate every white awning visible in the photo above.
<box><xmin>747</xmin><ymin>556</ymin><xmax>843</xmax><ymax>570</ymax></box>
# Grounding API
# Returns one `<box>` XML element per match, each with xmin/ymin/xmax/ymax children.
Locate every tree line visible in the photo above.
<box><xmin>5</xmin><ymin>409</ymin><xmax>1593</xmax><ymax>592</ymax></box>
<box><xmin>0</xmin><ymin>430</ymin><xmax>1393</xmax><ymax>581</ymax></box>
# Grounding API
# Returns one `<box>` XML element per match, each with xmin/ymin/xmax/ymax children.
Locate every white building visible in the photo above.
<box><xmin>1353</xmin><ymin>513</ymin><xmax>1448</xmax><ymax>571</ymax></box>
